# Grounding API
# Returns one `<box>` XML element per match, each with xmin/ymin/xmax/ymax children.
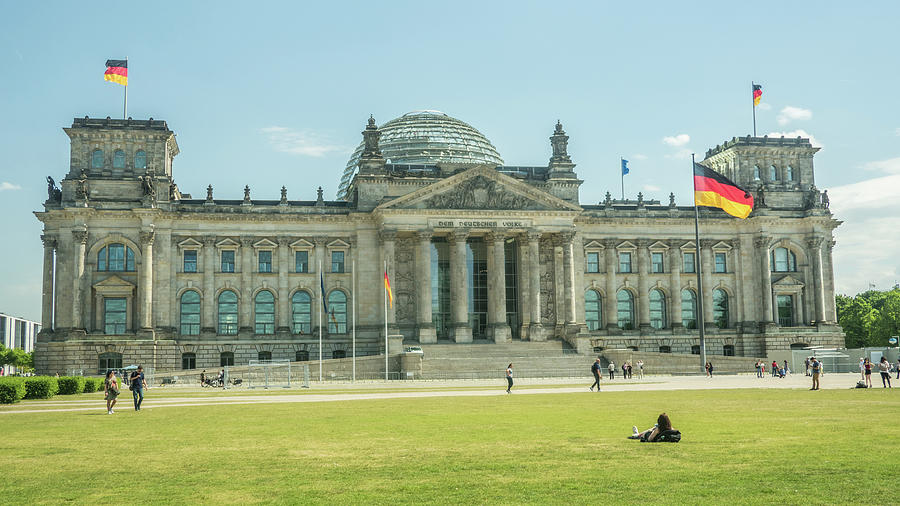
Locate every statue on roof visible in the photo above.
<box><xmin>46</xmin><ymin>176</ymin><xmax>61</xmax><ymax>203</ymax></box>
<box><xmin>549</xmin><ymin>120</ymin><xmax>571</xmax><ymax>164</ymax></box>
<box><xmin>362</xmin><ymin>115</ymin><xmax>382</xmax><ymax>158</ymax></box>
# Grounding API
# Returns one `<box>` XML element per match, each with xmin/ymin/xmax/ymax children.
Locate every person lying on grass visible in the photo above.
<box><xmin>629</xmin><ymin>412</ymin><xmax>677</xmax><ymax>442</ymax></box>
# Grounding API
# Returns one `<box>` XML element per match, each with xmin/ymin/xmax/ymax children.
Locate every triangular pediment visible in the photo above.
<box><xmin>773</xmin><ymin>274</ymin><xmax>804</xmax><ymax>287</ymax></box>
<box><xmin>177</xmin><ymin>237</ymin><xmax>203</xmax><ymax>249</ymax></box>
<box><xmin>680</xmin><ymin>241</ymin><xmax>697</xmax><ymax>251</ymax></box>
<box><xmin>327</xmin><ymin>239</ymin><xmax>350</xmax><ymax>249</ymax></box>
<box><xmin>648</xmin><ymin>241</ymin><xmax>669</xmax><ymax>251</ymax></box>
<box><xmin>711</xmin><ymin>241</ymin><xmax>733</xmax><ymax>251</ymax></box>
<box><xmin>215</xmin><ymin>238</ymin><xmax>240</xmax><ymax>248</ymax></box>
<box><xmin>290</xmin><ymin>239</ymin><xmax>314</xmax><ymax>249</ymax></box>
<box><xmin>583</xmin><ymin>240</ymin><xmax>604</xmax><ymax>249</ymax></box>
<box><xmin>93</xmin><ymin>275</ymin><xmax>135</xmax><ymax>288</ymax></box>
<box><xmin>376</xmin><ymin>166</ymin><xmax>582</xmax><ymax>212</ymax></box>
<box><xmin>617</xmin><ymin>241</ymin><xmax>637</xmax><ymax>250</ymax></box>
<box><xmin>252</xmin><ymin>238</ymin><xmax>278</xmax><ymax>249</ymax></box>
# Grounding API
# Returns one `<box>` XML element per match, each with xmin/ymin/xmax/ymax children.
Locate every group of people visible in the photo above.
<box><xmin>754</xmin><ymin>360</ymin><xmax>792</xmax><ymax>378</ymax></box>
<box><xmin>103</xmin><ymin>365</ymin><xmax>147</xmax><ymax>414</ymax></box>
<box><xmin>606</xmin><ymin>360</ymin><xmax>643</xmax><ymax>380</ymax></box>
<box><xmin>859</xmin><ymin>357</ymin><xmax>894</xmax><ymax>388</ymax></box>
<box><xmin>199</xmin><ymin>369</ymin><xmax>226</xmax><ymax>388</ymax></box>
<box><xmin>704</xmin><ymin>361</ymin><xmax>714</xmax><ymax>377</ymax></box>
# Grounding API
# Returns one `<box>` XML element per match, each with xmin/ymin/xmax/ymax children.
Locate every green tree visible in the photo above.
<box><xmin>872</xmin><ymin>289</ymin><xmax>900</xmax><ymax>345</ymax></box>
<box><xmin>836</xmin><ymin>294</ymin><xmax>879</xmax><ymax>347</ymax></box>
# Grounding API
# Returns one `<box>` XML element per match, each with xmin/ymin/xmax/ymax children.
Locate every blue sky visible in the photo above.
<box><xmin>1</xmin><ymin>0</ymin><xmax>898</xmax><ymax>321</ymax></box>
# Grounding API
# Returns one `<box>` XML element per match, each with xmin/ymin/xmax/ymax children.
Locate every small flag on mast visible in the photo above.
<box><xmin>621</xmin><ymin>159</ymin><xmax>630</xmax><ymax>175</ymax></box>
<box><xmin>752</xmin><ymin>84</ymin><xmax>762</xmax><ymax>106</ymax></box>
<box><xmin>104</xmin><ymin>59</ymin><xmax>128</xmax><ymax>86</ymax></box>
<box><xmin>320</xmin><ymin>272</ymin><xmax>328</xmax><ymax>313</ymax></box>
<box><xmin>693</xmin><ymin>163</ymin><xmax>754</xmax><ymax>219</ymax></box>
<box><xmin>384</xmin><ymin>271</ymin><xmax>394</xmax><ymax>309</ymax></box>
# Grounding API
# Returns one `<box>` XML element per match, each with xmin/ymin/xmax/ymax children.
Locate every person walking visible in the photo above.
<box><xmin>859</xmin><ymin>358</ymin><xmax>866</xmax><ymax>381</ymax></box>
<box><xmin>810</xmin><ymin>357</ymin><xmax>821</xmax><ymax>390</ymax></box>
<box><xmin>608</xmin><ymin>361</ymin><xmax>615</xmax><ymax>380</ymax></box>
<box><xmin>622</xmin><ymin>362</ymin><xmax>628</xmax><ymax>380</ymax></box>
<box><xmin>805</xmin><ymin>357</ymin><xmax>811</xmax><ymax>376</ymax></box>
<box><xmin>590</xmin><ymin>358</ymin><xmax>602</xmax><ymax>392</ymax></box>
<box><xmin>755</xmin><ymin>360</ymin><xmax>762</xmax><ymax>378</ymax></box>
<box><xmin>505</xmin><ymin>363</ymin><xmax>513</xmax><ymax>394</ymax></box>
<box><xmin>783</xmin><ymin>360</ymin><xmax>790</xmax><ymax>376</ymax></box>
<box><xmin>771</xmin><ymin>361</ymin><xmax>778</xmax><ymax>378</ymax></box>
<box><xmin>104</xmin><ymin>370</ymin><xmax>119</xmax><ymax>414</ymax></box>
<box><xmin>200</xmin><ymin>370</ymin><xmax>206</xmax><ymax>387</ymax></box>
<box><xmin>877</xmin><ymin>357</ymin><xmax>892</xmax><ymax>388</ymax></box>
<box><xmin>706</xmin><ymin>361</ymin><xmax>713</xmax><ymax>378</ymax></box>
<box><xmin>637</xmin><ymin>360</ymin><xmax>644</xmax><ymax>379</ymax></box>
<box><xmin>863</xmin><ymin>358</ymin><xmax>873</xmax><ymax>388</ymax></box>
<box><xmin>129</xmin><ymin>365</ymin><xmax>148</xmax><ymax>411</ymax></box>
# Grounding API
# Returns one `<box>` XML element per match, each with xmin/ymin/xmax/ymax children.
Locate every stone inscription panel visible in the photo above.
<box><xmin>428</xmin><ymin>219</ymin><xmax>532</xmax><ymax>229</ymax></box>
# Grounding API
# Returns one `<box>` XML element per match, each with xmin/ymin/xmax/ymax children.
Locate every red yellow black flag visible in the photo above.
<box><xmin>693</xmin><ymin>163</ymin><xmax>754</xmax><ymax>219</ymax></box>
<box><xmin>104</xmin><ymin>59</ymin><xmax>128</xmax><ymax>86</ymax></box>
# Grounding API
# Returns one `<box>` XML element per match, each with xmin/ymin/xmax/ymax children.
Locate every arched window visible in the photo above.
<box><xmin>217</xmin><ymin>290</ymin><xmax>238</xmax><ymax>335</ymax></box>
<box><xmin>585</xmin><ymin>290</ymin><xmax>602</xmax><ymax>331</ymax></box>
<box><xmin>333</xmin><ymin>350</ymin><xmax>346</xmax><ymax>359</ymax></box>
<box><xmin>681</xmin><ymin>289</ymin><xmax>697</xmax><ymax>329</ymax></box>
<box><xmin>713</xmin><ymin>289</ymin><xmax>729</xmax><ymax>329</ymax></box>
<box><xmin>258</xmin><ymin>351</ymin><xmax>272</xmax><ymax>361</ymax></box>
<box><xmin>92</xmin><ymin>149</ymin><xmax>104</xmax><ymax>169</ymax></box>
<box><xmin>753</xmin><ymin>165</ymin><xmax>760</xmax><ymax>180</ymax></box>
<box><xmin>98</xmin><ymin>351</ymin><xmax>122</xmax><ymax>372</ymax></box>
<box><xmin>254</xmin><ymin>290</ymin><xmax>275</xmax><ymax>335</ymax></box>
<box><xmin>616</xmin><ymin>290</ymin><xmax>634</xmax><ymax>330</ymax></box>
<box><xmin>649</xmin><ymin>289</ymin><xmax>666</xmax><ymax>329</ymax></box>
<box><xmin>769</xmin><ymin>165</ymin><xmax>777</xmax><ymax>181</ymax></box>
<box><xmin>771</xmin><ymin>247</ymin><xmax>797</xmax><ymax>272</ymax></box>
<box><xmin>291</xmin><ymin>292</ymin><xmax>312</xmax><ymax>334</ymax></box>
<box><xmin>113</xmin><ymin>149</ymin><xmax>126</xmax><ymax>169</ymax></box>
<box><xmin>180</xmin><ymin>291</ymin><xmax>201</xmax><ymax>335</ymax></box>
<box><xmin>295</xmin><ymin>350</ymin><xmax>309</xmax><ymax>362</ymax></box>
<box><xmin>97</xmin><ymin>243</ymin><xmax>135</xmax><ymax>272</ymax></box>
<box><xmin>328</xmin><ymin>291</ymin><xmax>347</xmax><ymax>333</ymax></box>
<box><xmin>134</xmin><ymin>150</ymin><xmax>147</xmax><ymax>170</ymax></box>
<box><xmin>785</xmin><ymin>165</ymin><xmax>793</xmax><ymax>181</ymax></box>
<box><xmin>181</xmin><ymin>352</ymin><xmax>196</xmax><ymax>370</ymax></box>
<box><xmin>220</xmin><ymin>352</ymin><xmax>234</xmax><ymax>367</ymax></box>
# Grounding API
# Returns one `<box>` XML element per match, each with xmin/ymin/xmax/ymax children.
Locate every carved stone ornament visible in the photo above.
<box><xmin>362</xmin><ymin>115</ymin><xmax>383</xmax><ymax>158</ymax></box>
<box><xmin>280</xmin><ymin>186</ymin><xmax>288</xmax><ymax>204</ymax></box>
<box><xmin>549</xmin><ymin>120</ymin><xmax>571</xmax><ymax>163</ymax></box>
<box><xmin>243</xmin><ymin>185</ymin><xmax>251</xmax><ymax>202</ymax></box>
<box><xmin>46</xmin><ymin>176</ymin><xmax>61</xmax><ymax>203</ymax></box>
<box><xmin>72</xmin><ymin>228</ymin><xmax>88</xmax><ymax>244</ymax></box>
<box><xmin>41</xmin><ymin>234</ymin><xmax>58</xmax><ymax>249</ymax></box>
<box><xmin>379</xmin><ymin>229</ymin><xmax>398</xmax><ymax>243</ymax></box>
<box><xmin>754</xmin><ymin>236</ymin><xmax>770</xmax><ymax>249</ymax></box>
<box><xmin>140</xmin><ymin>230</ymin><xmax>156</xmax><ymax>245</ymax></box>
<box><xmin>206</xmin><ymin>184</ymin><xmax>214</xmax><ymax>202</ymax></box>
<box><xmin>422</xmin><ymin>176</ymin><xmax>536</xmax><ymax>210</ymax></box>
<box><xmin>669</xmin><ymin>192</ymin><xmax>676</xmax><ymax>207</ymax></box>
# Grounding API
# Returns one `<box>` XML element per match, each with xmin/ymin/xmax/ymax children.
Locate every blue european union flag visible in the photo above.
<box><xmin>621</xmin><ymin>159</ymin><xmax>630</xmax><ymax>176</ymax></box>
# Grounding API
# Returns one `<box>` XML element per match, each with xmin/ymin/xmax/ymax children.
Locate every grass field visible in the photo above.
<box><xmin>1</xmin><ymin>387</ymin><xmax>896</xmax><ymax>504</ymax></box>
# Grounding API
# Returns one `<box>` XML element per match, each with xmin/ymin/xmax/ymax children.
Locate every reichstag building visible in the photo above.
<box><xmin>34</xmin><ymin>111</ymin><xmax>844</xmax><ymax>374</ymax></box>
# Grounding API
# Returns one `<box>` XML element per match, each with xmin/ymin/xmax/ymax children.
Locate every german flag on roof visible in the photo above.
<box><xmin>693</xmin><ymin>163</ymin><xmax>754</xmax><ymax>219</ymax></box>
<box><xmin>104</xmin><ymin>59</ymin><xmax>127</xmax><ymax>86</ymax></box>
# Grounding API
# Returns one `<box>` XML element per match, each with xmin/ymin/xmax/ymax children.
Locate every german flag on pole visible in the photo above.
<box><xmin>752</xmin><ymin>84</ymin><xmax>762</xmax><ymax>106</ymax></box>
<box><xmin>384</xmin><ymin>271</ymin><xmax>393</xmax><ymax>309</ymax></box>
<box><xmin>693</xmin><ymin>163</ymin><xmax>754</xmax><ymax>219</ymax></box>
<box><xmin>104</xmin><ymin>59</ymin><xmax>128</xmax><ymax>86</ymax></box>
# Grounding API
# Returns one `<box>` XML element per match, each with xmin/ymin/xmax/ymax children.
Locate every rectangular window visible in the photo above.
<box><xmin>714</xmin><ymin>252</ymin><xmax>727</xmax><ymax>273</ymax></box>
<box><xmin>618</xmin><ymin>252</ymin><xmax>632</xmax><ymax>273</ymax></box>
<box><xmin>108</xmin><ymin>244</ymin><xmax>125</xmax><ymax>271</ymax></box>
<box><xmin>651</xmin><ymin>252</ymin><xmax>664</xmax><ymax>273</ymax></box>
<box><xmin>331</xmin><ymin>251</ymin><xmax>345</xmax><ymax>273</ymax></box>
<box><xmin>104</xmin><ymin>298</ymin><xmax>127</xmax><ymax>335</ymax></box>
<box><xmin>586</xmin><ymin>252</ymin><xmax>600</xmax><ymax>273</ymax></box>
<box><xmin>258</xmin><ymin>250</ymin><xmax>272</xmax><ymax>273</ymax></box>
<box><xmin>295</xmin><ymin>251</ymin><xmax>309</xmax><ymax>273</ymax></box>
<box><xmin>683</xmin><ymin>252</ymin><xmax>696</xmax><ymax>273</ymax></box>
<box><xmin>777</xmin><ymin>294</ymin><xmax>794</xmax><ymax>327</ymax></box>
<box><xmin>181</xmin><ymin>354</ymin><xmax>196</xmax><ymax>370</ymax></box>
<box><xmin>221</xmin><ymin>250</ymin><xmax>235</xmax><ymax>273</ymax></box>
<box><xmin>183</xmin><ymin>250</ymin><xmax>198</xmax><ymax>273</ymax></box>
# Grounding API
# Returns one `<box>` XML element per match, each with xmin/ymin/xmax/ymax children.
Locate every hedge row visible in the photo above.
<box><xmin>0</xmin><ymin>376</ymin><xmax>106</xmax><ymax>403</ymax></box>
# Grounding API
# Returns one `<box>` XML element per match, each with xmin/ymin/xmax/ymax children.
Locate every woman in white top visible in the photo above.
<box><xmin>506</xmin><ymin>364</ymin><xmax>513</xmax><ymax>394</ymax></box>
<box><xmin>878</xmin><ymin>357</ymin><xmax>892</xmax><ymax>388</ymax></box>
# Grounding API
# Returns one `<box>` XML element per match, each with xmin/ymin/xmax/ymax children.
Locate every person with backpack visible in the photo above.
<box><xmin>608</xmin><ymin>361</ymin><xmax>615</xmax><ymax>380</ymax></box>
<box><xmin>810</xmin><ymin>357</ymin><xmax>821</xmax><ymax>390</ymax></box>
<box><xmin>590</xmin><ymin>358</ymin><xmax>602</xmax><ymax>392</ymax></box>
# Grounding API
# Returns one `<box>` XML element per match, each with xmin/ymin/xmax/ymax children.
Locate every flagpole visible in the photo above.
<box><xmin>123</xmin><ymin>57</ymin><xmax>128</xmax><ymax>119</ymax></box>
<box><xmin>751</xmin><ymin>81</ymin><xmax>756</xmax><ymax>137</ymax></box>
<box><xmin>692</xmin><ymin>153</ymin><xmax>707</xmax><ymax>371</ymax></box>
<box><xmin>621</xmin><ymin>158</ymin><xmax>625</xmax><ymax>200</ymax></box>
<box><xmin>352</xmin><ymin>258</ymin><xmax>356</xmax><ymax>383</ymax></box>
<box><xmin>384</xmin><ymin>260</ymin><xmax>389</xmax><ymax>381</ymax></box>
<box><xmin>318</xmin><ymin>260</ymin><xmax>323</xmax><ymax>382</ymax></box>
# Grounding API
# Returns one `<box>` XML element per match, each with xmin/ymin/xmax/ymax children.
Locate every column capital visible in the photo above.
<box><xmin>558</xmin><ymin>231</ymin><xmax>576</xmax><ymax>244</ymax></box>
<box><xmin>636</xmin><ymin>238</ymin><xmax>652</xmax><ymax>249</ymax></box>
<box><xmin>140</xmin><ymin>229</ymin><xmax>156</xmax><ymax>246</ymax></box>
<box><xmin>415</xmin><ymin>230</ymin><xmax>433</xmax><ymax>242</ymax></box>
<box><xmin>449</xmin><ymin>230</ymin><xmax>469</xmax><ymax>243</ymax></box>
<box><xmin>378</xmin><ymin>229</ymin><xmax>398</xmax><ymax>243</ymax></box>
<box><xmin>41</xmin><ymin>234</ymin><xmax>58</xmax><ymax>248</ymax></box>
<box><xmin>668</xmin><ymin>239</ymin><xmax>685</xmax><ymax>250</ymax></box>
<box><xmin>240</xmin><ymin>236</ymin><xmax>254</xmax><ymax>248</ymax></box>
<box><xmin>277</xmin><ymin>236</ymin><xmax>292</xmax><ymax>247</ymax></box>
<box><xmin>347</xmin><ymin>236</ymin><xmax>357</xmax><ymax>248</ymax></box>
<box><xmin>202</xmin><ymin>236</ymin><xmax>217</xmax><ymax>247</ymax></box>
<box><xmin>313</xmin><ymin>236</ymin><xmax>328</xmax><ymax>247</ymax></box>
<box><xmin>806</xmin><ymin>236</ymin><xmax>824</xmax><ymax>249</ymax></box>
<box><xmin>602</xmin><ymin>238</ymin><xmax>618</xmax><ymax>249</ymax></box>
<box><xmin>753</xmin><ymin>236</ymin><xmax>771</xmax><ymax>249</ymax></box>
<box><xmin>72</xmin><ymin>227</ymin><xmax>88</xmax><ymax>244</ymax></box>
<box><xmin>730</xmin><ymin>238</ymin><xmax>741</xmax><ymax>250</ymax></box>
<box><xmin>526</xmin><ymin>230</ymin><xmax>542</xmax><ymax>243</ymax></box>
<box><xmin>699</xmin><ymin>239</ymin><xmax>717</xmax><ymax>249</ymax></box>
<box><xmin>485</xmin><ymin>231</ymin><xmax>505</xmax><ymax>244</ymax></box>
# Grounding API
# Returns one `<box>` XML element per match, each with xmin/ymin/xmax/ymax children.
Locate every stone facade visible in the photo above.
<box><xmin>34</xmin><ymin>116</ymin><xmax>844</xmax><ymax>375</ymax></box>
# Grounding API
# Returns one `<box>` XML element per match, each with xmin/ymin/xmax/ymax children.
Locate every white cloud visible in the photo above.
<box><xmin>860</xmin><ymin>157</ymin><xmax>900</xmax><ymax>174</ymax></box>
<box><xmin>776</xmin><ymin>106</ymin><xmax>812</xmax><ymax>125</ymax></box>
<box><xmin>260</xmin><ymin>127</ymin><xmax>346</xmax><ymax>157</ymax></box>
<box><xmin>0</xmin><ymin>182</ymin><xmax>22</xmax><ymax>191</ymax></box>
<box><xmin>643</xmin><ymin>184</ymin><xmax>661</xmax><ymax>192</ymax></box>
<box><xmin>895</xmin><ymin>127</ymin><xmax>900</xmax><ymax>136</ymax></box>
<box><xmin>632</xmin><ymin>154</ymin><xmax>648</xmax><ymax>160</ymax></box>
<box><xmin>662</xmin><ymin>134</ymin><xmax>690</xmax><ymax>147</ymax></box>
<box><xmin>766</xmin><ymin>129</ymin><xmax>823</xmax><ymax>148</ymax></box>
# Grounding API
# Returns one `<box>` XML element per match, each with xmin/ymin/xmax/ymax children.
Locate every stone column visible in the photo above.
<box><xmin>486</xmin><ymin>232</ymin><xmax>511</xmax><ymax>342</ymax></box>
<box><xmin>202</xmin><ymin>237</ymin><xmax>216</xmax><ymax>332</ymax></box>
<box><xmin>756</xmin><ymin>237</ymin><xmax>774</xmax><ymax>324</ymax></box>
<box><xmin>825</xmin><ymin>239</ymin><xmax>837</xmax><ymax>322</ymax></box>
<box><xmin>808</xmin><ymin>236</ymin><xmax>826</xmax><ymax>324</ymax></box>
<box><xmin>526</xmin><ymin>230</ymin><xmax>544</xmax><ymax>341</ymax></box>
<box><xmin>560</xmin><ymin>232</ymin><xmax>577</xmax><ymax>326</ymax></box>
<box><xmin>637</xmin><ymin>239</ymin><xmax>650</xmax><ymax>329</ymax></box>
<box><xmin>731</xmin><ymin>239</ymin><xmax>744</xmax><ymax>323</ymax></box>
<box><xmin>699</xmin><ymin>240</ymin><xmax>715</xmax><ymax>328</ymax></box>
<box><xmin>71</xmin><ymin>227</ymin><xmax>88</xmax><ymax>331</ymax></box>
<box><xmin>379</xmin><ymin>229</ymin><xmax>397</xmax><ymax>335</ymax></box>
<box><xmin>668</xmin><ymin>241</ymin><xmax>682</xmax><ymax>327</ymax></box>
<box><xmin>41</xmin><ymin>234</ymin><xmax>57</xmax><ymax>330</ymax></box>
<box><xmin>240</xmin><ymin>237</ymin><xmax>254</xmax><ymax>332</ymax></box>
<box><xmin>603</xmin><ymin>239</ymin><xmax>618</xmax><ymax>329</ymax></box>
<box><xmin>277</xmin><ymin>236</ymin><xmax>291</xmax><ymax>332</ymax></box>
<box><xmin>139</xmin><ymin>229</ymin><xmax>155</xmax><ymax>330</ymax></box>
<box><xmin>448</xmin><ymin>230</ymin><xmax>472</xmax><ymax>343</ymax></box>
<box><xmin>415</xmin><ymin>231</ymin><xmax>436</xmax><ymax>343</ymax></box>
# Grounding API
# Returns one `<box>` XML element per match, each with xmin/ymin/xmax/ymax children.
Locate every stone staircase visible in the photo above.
<box><xmin>415</xmin><ymin>340</ymin><xmax>593</xmax><ymax>379</ymax></box>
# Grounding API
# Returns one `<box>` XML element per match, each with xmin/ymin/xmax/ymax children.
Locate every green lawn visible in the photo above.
<box><xmin>1</xmin><ymin>388</ymin><xmax>896</xmax><ymax>504</ymax></box>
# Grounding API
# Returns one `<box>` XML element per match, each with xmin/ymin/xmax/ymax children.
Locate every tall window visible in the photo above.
<box><xmin>258</xmin><ymin>351</ymin><xmax>272</xmax><ymax>361</ymax></box>
<box><xmin>713</xmin><ymin>289</ymin><xmax>729</xmax><ymax>329</ymax></box>
<box><xmin>714</xmin><ymin>252</ymin><xmax>727</xmax><ymax>273</ymax></box>
<box><xmin>651</xmin><ymin>252</ymin><xmax>664</xmax><ymax>273</ymax></box>
<box><xmin>92</xmin><ymin>149</ymin><xmax>104</xmax><ymax>169</ymax></box>
<box><xmin>221</xmin><ymin>250</ymin><xmax>235</xmax><ymax>273</ymax></box>
<box><xmin>771</xmin><ymin>247</ymin><xmax>796</xmax><ymax>272</ymax></box>
<box><xmin>134</xmin><ymin>150</ymin><xmax>147</xmax><ymax>170</ymax></box>
<box><xmin>618</xmin><ymin>252</ymin><xmax>632</xmax><ymax>273</ymax></box>
<box><xmin>258</xmin><ymin>251</ymin><xmax>272</xmax><ymax>273</ymax></box>
<box><xmin>769</xmin><ymin>165</ymin><xmax>777</xmax><ymax>181</ymax></box>
<box><xmin>777</xmin><ymin>295</ymin><xmax>794</xmax><ymax>327</ymax></box>
<box><xmin>104</xmin><ymin>298</ymin><xmax>127</xmax><ymax>334</ymax></box>
<box><xmin>98</xmin><ymin>352</ymin><xmax>122</xmax><ymax>372</ymax></box>
<box><xmin>585</xmin><ymin>290</ymin><xmax>602</xmax><ymax>331</ymax></box>
<box><xmin>291</xmin><ymin>292</ymin><xmax>311</xmax><ymax>334</ymax></box>
<box><xmin>327</xmin><ymin>291</ymin><xmax>347</xmax><ymax>333</ymax></box>
<box><xmin>183</xmin><ymin>250</ymin><xmax>198</xmax><ymax>273</ymax></box>
<box><xmin>681</xmin><ymin>289</ymin><xmax>697</xmax><ymax>329</ymax></box>
<box><xmin>753</xmin><ymin>165</ymin><xmax>760</xmax><ymax>180</ymax></box>
<box><xmin>649</xmin><ymin>289</ymin><xmax>666</xmax><ymax>329</ymax></box>
<box><xmin>220</xmin><ymin>352</ymin><xmax>234</xmax><ymax>367</ymax></box>
<box><xmin>331</xmin><ymin>251</ymin><xmax>345</xmax><ymax>273</ymax></box>
<box><xmin>217</xmin><ymin>290</ymin><xmax>238</xmax><ymax>335</ymax></box>
<box><xmin>295</xmin><ymin>350</ymin><xmax>309</xmax><ymax>362</ymax></box>
<box><xmin>683</xmin><ymin>252</ymin><xmax>696</xmax><ymax>273</ymax></box>
<box><xmin>785</xmin><ymin>165</ymin><xmax>793</xmax><ymax>181</ymax></box>
<box><xmin>295</xmin><ymin>251</ymin><xmax>309</xmax><ymax>273</ymax></box>
<box><xmin>180</xmin><ymin>291</ymin><xmax>201</xmax><ymax>335</ymax></box>
<box><xmin>181</xmin><ymin>353</ymin><xmax>196</xmax><ymax>370</ymax></box>
<box><xmin>586</xmin><ymin>252</ymin><xmax>600</xmax><ymax>273</ymax></box>
<box><xmin>98</xmin><ymin>243</ymin><xmax>135</xmax><ymax>272</ymax></box>
<box><xmin>691</xmin><ymin>345</ymin><xmax>701</xmax><ymax>355</ymax></box>
<box><xmin>254</xmin><ymin>290</ymin><xmax>275</xmax><ymax>334</ymax></box>
<box><xmin>616</xmin><ymin>290</ymin><xmax>634</xmax><ymax>330</ymax></box>
<box><xmin>723</xmin><ymin>345</ymin><xmax>735</xmax><ymax>356</ymax></box>
<box><xmin>113</xmin><ymin>149</ymin><xmax>126</xmax><ymax>169</ymax></box>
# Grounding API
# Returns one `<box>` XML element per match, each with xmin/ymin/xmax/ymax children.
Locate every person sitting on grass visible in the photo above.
<box><xmin>629</xmin><ymin>413</ymin><xmax>679</xmax><ymax>442</ymax></box>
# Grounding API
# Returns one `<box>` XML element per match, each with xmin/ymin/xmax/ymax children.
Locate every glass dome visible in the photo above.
<box><xmin>338</xmin><ymin>110</ymin><xmax>504</xmax><ymax>199</ymax></box>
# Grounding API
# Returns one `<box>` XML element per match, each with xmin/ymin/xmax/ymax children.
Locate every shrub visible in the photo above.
<box><xmin>57</xmin><ymin>376</ymin><xmax>87</xmax><ymax>395</ymax></box>
<box><xmin>0</xmin><ymin>377</ymin><xmax>26</xmax><ymax>404</ymax></box>
<box><xmin>24</xmin><ymin>376</ymin><xmax>59</xmax><ymax>399</ymax></box>
<box><xmin>83</xmin><ymin>377</ymin><xmax>102</xmax><ymax>393</ymax></box>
